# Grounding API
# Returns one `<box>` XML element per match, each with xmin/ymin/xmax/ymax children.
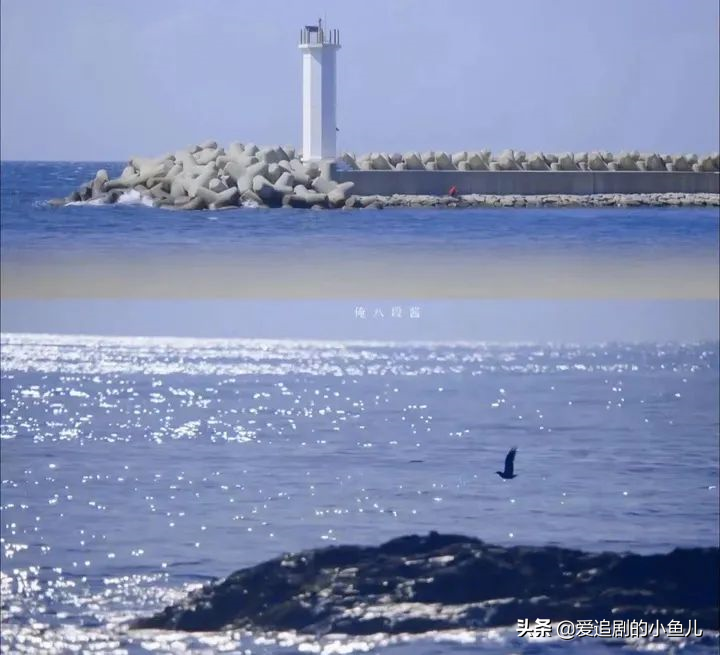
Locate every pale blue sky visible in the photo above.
<box><xmin>1</xmin><ymin>0</ymin><xmax>718</xmax><ymax>161</ymax></box>
<box><xmin>2</xmin><ymin>300</ymin><xmax>718</xmax><ymax>343</ymax></box>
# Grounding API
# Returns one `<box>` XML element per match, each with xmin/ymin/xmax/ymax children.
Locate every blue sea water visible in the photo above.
<box><xmin>1</xmin><ymin>335</ymin><xmax>719</xmax><ymax>654</ymax></box>
<box><xmin>1</xmin><ymin>161</ymin><xmax>719</xmax><ymax>260</ymax></box>
<box><xmin>1</xmin><ymin>162</ymin><xmax>719</xmax><ymax>654</ymax></box>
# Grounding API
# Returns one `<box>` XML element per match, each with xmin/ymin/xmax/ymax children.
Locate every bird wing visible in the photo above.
<box><xmin>504</xmin><ymin>447</ymin><xmax>517</xmax><ymax>475</ymax></box>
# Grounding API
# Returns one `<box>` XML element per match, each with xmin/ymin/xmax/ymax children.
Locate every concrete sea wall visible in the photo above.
<box><xmin>333</xmin><ymin>170</ymin><xmax>720</xmax><ymax>196</ymax></box>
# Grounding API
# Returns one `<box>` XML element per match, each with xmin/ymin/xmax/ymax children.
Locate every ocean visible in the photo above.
<box><xmin>2</xmin><ymin>161</ymin><xmax>719</xmax><ymax>302</ymax></box>
<box><xmin>1</xmin><ymin>162</ymin><xmax>719</xmax><ymax>654</ymax></box>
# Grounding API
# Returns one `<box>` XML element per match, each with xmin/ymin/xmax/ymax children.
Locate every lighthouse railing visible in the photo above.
<box><xmin>300</xmin><ymin>26</ymin><xmax>340</xmax><ymax>46</ymax></box>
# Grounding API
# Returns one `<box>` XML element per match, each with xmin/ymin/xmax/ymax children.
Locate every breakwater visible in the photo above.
<box><xmin>52</xmin><ymin>143</ymin><xmax>720</xmax><ymax>210</ymax></box>
<box><xmin>334</xmin><ymin>170</ymin><xmax>720</xmax><ymax>197</ymax></box>
<box><xmin>132</xmin><ymin>532</ymin><xmax>719</xmax><ymax>635</ymax></box>
<box><xmin>343</xmin><ymin>191</ymin><xmax>719</xmax><ymax>208</ymax></box>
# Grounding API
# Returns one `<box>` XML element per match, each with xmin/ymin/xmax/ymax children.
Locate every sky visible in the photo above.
<box><xmin>1</xmin><ymin>0</ymin><xmax>719</xmax><ymax>160</ymax></box>
<box><xmin>2</xmin><ymin>300</ymin><xmax>718</xmax><ymax>344</ymax></box>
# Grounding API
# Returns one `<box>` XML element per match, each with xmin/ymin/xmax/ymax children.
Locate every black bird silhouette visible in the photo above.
<box><xmin>496</xmin><ymin>447</ymin><xmax>518</xmax><ymax>479</ymax></box>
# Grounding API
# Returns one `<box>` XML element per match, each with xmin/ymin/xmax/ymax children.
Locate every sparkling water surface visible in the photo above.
<box><xmin>1</xmin><ymin>334</ymin><xmax>718</xmax><ymax>654</ymax></box>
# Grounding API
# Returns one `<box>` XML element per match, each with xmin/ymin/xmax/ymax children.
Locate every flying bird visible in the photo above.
<box><xmin>496</xmin><ymin>447</ymin><xmax>518</xmax><ymax>479</ymax></box>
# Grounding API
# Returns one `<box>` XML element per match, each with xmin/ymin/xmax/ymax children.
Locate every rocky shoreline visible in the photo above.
<box><xmin>131</xmin><ymin>532</ymin><xmax>719</xmax><ymax>636</ymax></box>
<box><xmin>344</xmin><ymin>192</ymin><xmax>719</xmax><ymax>209</ymax></box>
<box><xmin>51</xmin><ymin>142</ymin><xmax>720</xmax><ymax>211</ymax></box>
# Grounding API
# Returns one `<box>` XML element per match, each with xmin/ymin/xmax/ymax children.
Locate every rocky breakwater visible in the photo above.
<box><xmin>131</xmin><ymin>532</ymin><xmax>719</xmax><ymax>636</ymax></box>
<box><xmin>54</xmin><ymin>144</ymin><xmax>720</xmax><ymax>210</ymax></box>
<box><xmin>341</xmin><ymin>149</ymin><xmax>720</xmax><ymax>173</ymax></box>
<box><xmin>53</xmin><ymin>141</ymin><xmax>356</xmax><ymax>210</ymax></box>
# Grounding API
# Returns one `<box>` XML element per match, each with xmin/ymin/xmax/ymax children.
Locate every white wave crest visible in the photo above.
<box><xmin>62</xmin><ymin>189</ymin><xmax>155</xmax><ymax>208</ymax></box>
<box><xmin>116</xmin><ymin>189</ymin><xmax>155</xmax><ymax>207</ymax></box>
<box><xmin>65</xmin><ymin>197</ymin><xmax>108</xmax><ymax>206</ymax></box>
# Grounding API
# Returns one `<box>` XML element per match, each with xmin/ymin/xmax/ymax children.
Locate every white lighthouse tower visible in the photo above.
<box><xmin>299</xmin><ymin>19</ymin><xmax>340</xmax><ymax>162</ymax></box>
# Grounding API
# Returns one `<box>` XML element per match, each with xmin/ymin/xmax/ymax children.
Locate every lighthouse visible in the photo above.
<box><xmin>299</xmin><ymin>19</ymin><xmax>340</xmax><ymax>162</ymax></box>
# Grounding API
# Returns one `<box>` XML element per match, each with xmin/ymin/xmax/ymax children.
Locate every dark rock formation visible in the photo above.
<box><xmin>132</xmin><ymin>532</ymin><xmax>719</xmax><ymax>635</ymax></box>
